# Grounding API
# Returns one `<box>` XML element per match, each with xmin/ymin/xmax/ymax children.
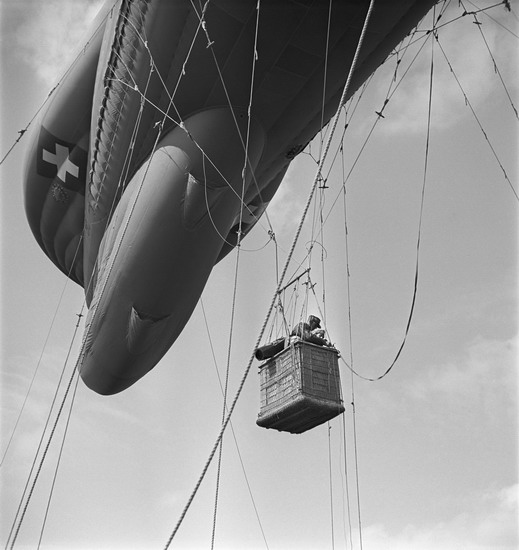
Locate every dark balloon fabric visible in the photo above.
<box><xmin>23</xmin><ymin>0</ymin><xmax>436</xmax><ymax>394</ymax></box>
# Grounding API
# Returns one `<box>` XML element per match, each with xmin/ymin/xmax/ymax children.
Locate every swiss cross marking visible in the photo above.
<box><xmin>42</xmin><ymin>143</ymin><xmax>79</xmax><ymax>183</ymax></box>
<box><xmin>36</xmin><ymin>127</ymin><xmax>87</xmax><ymax>195</ymax></box>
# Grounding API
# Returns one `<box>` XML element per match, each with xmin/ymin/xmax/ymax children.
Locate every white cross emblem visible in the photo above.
<box><xmin>42</xmin><ymin>143</ymin><xmax>79</xmax><ymax>183</ymax></box>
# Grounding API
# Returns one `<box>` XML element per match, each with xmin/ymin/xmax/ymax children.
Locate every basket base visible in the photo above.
<box><xmin>256</xmin><ymin>394</ymin><xmax>345</xmax><ymax>434</ymax></box>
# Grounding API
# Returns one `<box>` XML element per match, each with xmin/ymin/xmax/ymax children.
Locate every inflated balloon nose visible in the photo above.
<box><xmin>79</xmin><ymin>109</ymin><xmax>265</xmax><ymax>394</ymax></box>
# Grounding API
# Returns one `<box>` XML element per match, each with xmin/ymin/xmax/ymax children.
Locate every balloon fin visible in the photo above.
<box><xmin>127</xmin><ymin>307</ymin><xmax>172</xmax><ymax>356</ymax></box>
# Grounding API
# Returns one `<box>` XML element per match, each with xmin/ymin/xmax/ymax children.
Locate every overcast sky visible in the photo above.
<box><xmin>1</xmin><ymin>1</ymin><xmax>518</xmax><ymax>549</ymax></box>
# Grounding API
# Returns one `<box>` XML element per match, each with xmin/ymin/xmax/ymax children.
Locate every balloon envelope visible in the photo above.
<box><xmin>23</xmin><ymin>0</ymin><xmax>436</xmax><ymax>394</ymax></box>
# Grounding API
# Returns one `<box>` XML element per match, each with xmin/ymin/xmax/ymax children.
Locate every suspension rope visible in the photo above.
<box><xmin>340</xmin><ymin>15</ymin><xmax>437</xmax><ymax>385</ymax></box>
<box><xmin>339</xmin><ymin>136</ymin><xmax>362</xmax><ymax>550</ymax></box>
<box><xmin>210</xmin><ymin>236</ymin><xmax>242</xmax><ymax>550</ymax></box>
<box><xmin>435</xmin><ymin>33</ymin><xmax>518</xmax><ymax>201</ymax></box>
<box><xmin>340</xmin><ymin>413</ymin><xmax>354</xmax><ymax>550</ymax></box>
<box><xmin>467</xmin><ymin>0</ymin><xmax>518</xmax><ymax>39</ymax></box>
<box><xmin>195</xmin><ymin>8</ymin><xmax>279</xmax><ymax>242</ymax></box>
<box><xmin>211</xmin><ymin>1</ymin><xmax>262</xmax><ymax>544</ymax></box>
<box><xmin>464</xmin><ymin>3</ymin><xmax>518</xmax><ymax>119</ymax></box>
<box><xmin>316</xmin><ymin>22</ymin><xmax>434</xmax><ymax>236</ymax></box>
<box><xmin>200</xmin><ymin>300</ymin><xmax>270</xmax><ymax>549</ymax></box>
<box><xmin>0</xmin><ymin>239</ymin><xmax>84</xmax><ymax>470</ymax></box>
<box><xmin>4</xmin><ymin>301</ymin><xmax>85</xmax><ymax>550</ymax></box>
<box><xmin>328</xmin><ymin>423</ymin><xmax>335</xmax><ymax>550</ymax></box>
<box><xmin>7</xmin><ymin>308</ymin><xmax>84</xmax><ymax>549</ymax></box>
<box><xmin>163</xmin><ymin>2</ymin><xmax>376</xmax><ymax>545</ymax></box>
<box><xmin>37</xmin><ymin>372</ymin><xmax>81</xmax><ymax>550</ymax></box>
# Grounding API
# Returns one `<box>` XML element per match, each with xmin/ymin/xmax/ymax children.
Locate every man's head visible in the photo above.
<box><xmin>308</xmin><ymin>315</ymin><xmax>321</xmax><ymax>330</ymax></box>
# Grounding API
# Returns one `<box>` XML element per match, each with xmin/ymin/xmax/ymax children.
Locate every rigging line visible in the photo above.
<box><xmin>432</xmin><ymin>1</ymin><xmax>514</xmax><ymax>33</ymax></box>
<box><xmin>319</xmin><ymin>195</ymin><xmax>327</xmax><ymax>324</ymax></box>
<box><xmin>37</xmin><ymin>370</ymin><xmax>81</xmax><ymax>550</ymax></box>
<box><xmin>434</xmin><ymin>34</ymin><xmax>518</xmax><ymax>201</ymax></box>
<box><xmin>190</xmin><ymin>1</ymin><xmax>278</xmax><ymax>237</ymax></box>
<box><xmin>327</xmin><ymin>423</ymin><xmax>338</xmax><ymax>550</ymax></box>
<box><xmin>471</xmin><ymin>3</ymin><xmax>519</xmax><ymax>39</ymax></box>
<box><xmin>119</xmin><ymin>2</ymin><xmax>206</xmax><ymax>125</ymax></box>
<box><xmin>307</xmin><ymin>274</ymin><xmax>328</xmax><ymax>340</ymax></box>
<box><xmin>211</xmin><ymin>224</ymin><xmax>244</xmax><ymax>549</ymax></box>
<box><xmin>317</xmin><ymin>27</ymin><xmax>435</xmax><ymax>240</ymax></box>
<box><xmin>341</xmin><ymin>117</ymin><xmax>363</xmax><ymax>550</ymax></box>
<box><xmin>102</xmin><ymin>47</ymin><xmax>156</xmax><ymax>215</ymax></box>
<box><xmin>4</xmin><ymin>307</ymin><xmax>84</xmax><ymax>548</ymax></box>
<box><xmin>90</xmin><ymin>1</ymin><xmax>151</xmax><ymax>213</ymax></box>
<box><xmin>0</xmin><ymin>97</ymin><xmax>47</xmax><ymax>166</ymax></box>
<box><xmin>318</xmin><ymin>0</ymin><xmax>334</xmax><ymax>161</ymax></box>
<box><xmin>468</xmin><ymin>8</ymin><xmax>518</xmax><ymax>119</ymax></box>
<box><xmin>344</xmin><ymin>14</ymin><xmax>438</xmax><ymax>385</ymax></box>
<box><xmin>238</xmin><ymin>0</ymin><xmax>262</xmax><ymax>239</ymax></box>
<box><xmin>163</xmin><ymin>2</ymin><xmax>377</xmax><ymax>545</ymax></box>
<box><xmin>107</xmin><ymin>76</ymin><xmax>270</xmax><ymax>238</ymax></box>
<box><xmin>198</xmin><ymin>151</ymin><xmax>265</xmax><ymax>253</ymax></box>
<box><xmin>80</xmin><ymin>17</ymin><xmax>181</xmax><ymax>376</ymax></box>
<box><xmin>79</xmin><ymin>129</ymin><xmax>167</xmax><ymax>379</ymax></box>
<box><xmin>351</xmin><ymin>400</ymin><xmax>363</xmax><ymax>550</ymax></box>
<box><xmin>81</xmin><ymin>88</ymin><xmax>151</xmax><ymax>308</ymax></box>
<box><xmin>200</xmin><ymin>300</ymin><xmax>270</xmax><ymax>549</ymax></box>
<box><xmin>304</xmin><ymin>26</ymin><xmax>428</xmax><ymax>227</ymax></box>
<box><xmin>277</xmin><ymin>268</ymin><xmax>311</xmax><ymax>295</ymax></box>
<box><xmin>340</xmin><ymin>413</ymin><xmax>354</xmax><ymax>550</ymax></box>
<box><xmin>0</xmin><ymin>236</ymin><xmax>84</xmax><ymax>470</ymax></box>
<box><xmin>104</xmin><ymin>59</ymin><xmax>273</xmax><ymax>242</ymax></box>
<box><xmin>7</xmin><ymin>308</ymin><xmax>85</xmax><ymax>550</ymax></box>
<box><xmin>85</xmin><ymin>59</ymin><xmax>157</xmax><ymax>307</ymax></box>
<box><xmin>8</xmin><ymin>369</ymin><xmax>79</xmax><ymax>550</ymax></box>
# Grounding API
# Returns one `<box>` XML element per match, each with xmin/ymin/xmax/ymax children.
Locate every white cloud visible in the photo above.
<box><xmin>406</xmin><ymin>334</ymin><xmax>518</xmax><ymax>415</ymax></box>
<box><xmin>361</xmin><ymin>484</ymin><xmax>518</xmax><ymax>550</ymax></box>
<box><xmin>15</xmin><ymin>0</ymin><xmax>105</xmax><ymax>88</ymax></box>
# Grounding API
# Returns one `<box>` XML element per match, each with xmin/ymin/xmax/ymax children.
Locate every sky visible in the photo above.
<box><xmin>0</xmin><ymin>1</ymin><xmax>518</xmax><ymax>549</ymax></box>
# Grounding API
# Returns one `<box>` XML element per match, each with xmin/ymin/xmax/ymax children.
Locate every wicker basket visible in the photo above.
<box><xmin>256</xmin><ymin>340</ymin><xmax>345</xmax><ymax>434</ymax></box>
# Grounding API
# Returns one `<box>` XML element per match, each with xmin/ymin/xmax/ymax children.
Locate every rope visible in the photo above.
<box><xmin>37</xmin><ymin>373</ymin><xmax>81</xmax><ymax>549</ymax></box>
<box><xmin>163</xmin><ymin>1</ymin><xmax>376</xmax><ymax>545</ymax></box>
<box><xmin>435</xmin><ymin>32</ymin><xmax>518</xmax><ymax>201</ymax></box>
<box><xmin>340</xmin><ymin>141</ymin><xmax>359</xmax><ymax>550</ymax></box>
<box><xmin>210</xmin><ymin>239</ymin><xmax>241</xmax><ymax>550</ymax></box>
<box><xmin>7</xmin><ymin>320</ymin><xmax>83</xmax><ymax>549</ymax></box>
<box><xmin>340</xmin><ymin>414</ymin><xmax>354</xmax><ymax>550</ymax></box>
<box><xmin>351</xmin><ymin>400</ymin><xmax>363</xmax><ymax>550</ymax></box>
<box><xmin>188</xmin><ymin>0</ymin><xmax>278</xmax><ymax>239</ymax></box>
<box><xmin>200</xmin><ymin>300</ymin><xmax>269</xmax><ymax>549</ymax></box>
<box><xmin>211</xmin><ymin>1</ymin><xmax>262</xmax><ymax>545</ymax></box>
<box><xmin>468</xmin><ymin>9</ymin><xmax>518</xmax><ymax>119</ymax></box>
<box><xmin>328</xmin><ymin>423</ymin><xmax>335</xmax><ymax>550</ymax></box>
<box><xmin>4</xmin><ymin>301</ymin><xmax>84</xmax><ymax>550</ymax></box>
<box><xmin>80</xmin><ymin>0</ymin><xmax>180</xmax><ymax>367</ymax></box>
<box><xmin>0</xmin><ymin>242</ymin><xmax>84</xmax><ymax>470</ymax></box>
<box><xmin>340</xmin><ymin>13</ymin><xmax>437</xmax><ymax>385</ymax></box>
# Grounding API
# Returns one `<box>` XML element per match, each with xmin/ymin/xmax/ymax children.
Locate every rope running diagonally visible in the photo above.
<box><xmin>36</xmin><ymin>372</ymin><xmax>81</xmax><ymax>549</ymax></box>
<box><xmin>200</xmin><ymin>300</ymin><xmax>270</xmax><ymax>549</ymax></box>
<box><xmin>210</xmin><ymin>1</ymin><xmax>263</xmax><ymax>547</ymax></box>
<box><xmin>163</xmin><ymin>1</ymin><xmax>377</xmax><ymax>546</ymax></box>
<box><xmin>7</xmin><ymin>312</ymin><xmax>84</xmax><ymax>550</ymax></box>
